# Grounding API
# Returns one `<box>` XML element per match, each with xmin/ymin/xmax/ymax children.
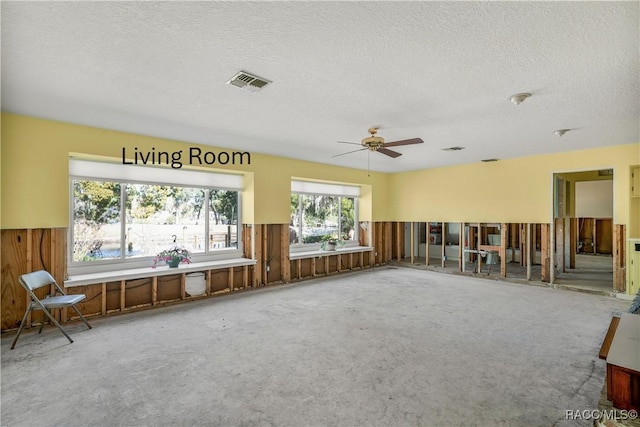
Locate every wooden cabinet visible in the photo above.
<box><xmin>604</xmin><ymin>313</ymin><xmax>640</xmax><ymax>412</ymax></box>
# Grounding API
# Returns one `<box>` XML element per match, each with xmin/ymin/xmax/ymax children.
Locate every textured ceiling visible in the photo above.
<box><xmin>2</xmin><ymin>1</ymin><xmax>639</xmax><ymax>173</ymax></box>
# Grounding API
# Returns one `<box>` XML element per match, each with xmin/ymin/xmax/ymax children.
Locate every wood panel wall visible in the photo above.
<box><xmin>1</xmin><ymin>228</ymin><xmax>67</xmax><ymax>331</ymax></box>
<box><xmin>613</xmin><ymin>224</ymin><xmax>626</xmax><ymax>292</ymax></box>
<box><xmin>1</xmin><ymin>220</ymin><xmax>620</xmax><ymax>333</ymax></box>
<box><xmin>577</xmin><ymin>218</ymin><xmax>613</xmax><ymax>254</ymax></box>
<box><xmin>1</xmin><ymin>223</ymin><xmax>389</xmax><ymax>332</ymax></box>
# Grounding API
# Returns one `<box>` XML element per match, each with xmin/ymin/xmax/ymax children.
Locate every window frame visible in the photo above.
<box><xmin>289</xmin><ymin>180</ymin><xmax>360</xmax><ymax>253</ymax></box>
<box><xmin>68</xmin><ymin>161</ymin><xmax>243</xmax><ymax>275</ymax></box>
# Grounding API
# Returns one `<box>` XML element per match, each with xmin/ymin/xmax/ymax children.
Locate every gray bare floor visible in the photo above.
<box><xmin>1</xmin><ymin>267</ymin><xmax>630</xmax><ymax>427</ymax></box>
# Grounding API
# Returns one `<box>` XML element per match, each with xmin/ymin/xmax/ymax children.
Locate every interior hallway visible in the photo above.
<box><xmin>1</xmin><ymin>267</ymin><xmax>629</xmax><ymax>426</ymax></box>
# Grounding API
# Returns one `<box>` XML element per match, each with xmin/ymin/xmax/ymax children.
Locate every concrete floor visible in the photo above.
<box><xmin>1</xmin><ymin>267</ymin><xmax>630</xmax><ymax>427</ymax></box>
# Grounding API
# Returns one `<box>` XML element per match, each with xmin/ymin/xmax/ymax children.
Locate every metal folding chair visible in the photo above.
<box><xmin>11</xmin><ymin>270</ymin><xmax>92</xmax><ymax>349</ymax></box>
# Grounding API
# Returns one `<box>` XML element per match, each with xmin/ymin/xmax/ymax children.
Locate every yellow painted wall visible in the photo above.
<box><xmin>387</xmin><ymin>143</ymin><xmax>639</xmax><ymax>228</ymax></box>
<box><xmin>1</xmin><ymin>113</ymin><xmax>638</xmax><ymax>236</ymax></box>
<box><xmin>630</xmin><ymin>165</ymin><xmax>640</xmax><ymax>238</ymax></box>
<box><xmin>0</xmin><ymin>114</ymin><xmax>387</xmax><ymax>227</ymax></box>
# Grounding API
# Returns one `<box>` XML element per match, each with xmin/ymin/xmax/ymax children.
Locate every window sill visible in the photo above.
<box><xmin>289</xmin><ymin>246</ymin><xmax>373</xmax><ymax>261</ymax></box>
<box><xmin>65</xmin><ymin>258</ymin><xmax>256</xmax><ymax>288</ymax></box>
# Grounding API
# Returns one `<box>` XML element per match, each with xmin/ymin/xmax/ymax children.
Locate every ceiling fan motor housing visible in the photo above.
<box><xmin>362</xmin><ymin>136</ymin><xmax>385</xmax><ymax>151</ymax></box>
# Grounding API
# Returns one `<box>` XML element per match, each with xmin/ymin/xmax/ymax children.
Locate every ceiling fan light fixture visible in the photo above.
<box><xmin>362</xmin><ymin>136</ymin><xmax>385</xmax><ymax>150</ymax></box>
<box><xmin>509</xmin><ymin>93</ymin><xmax>531</xmax><ymax>105</ymax></box>
<box><xmin>553</xmin><ymin>129</ymin><xmax>570</xmax><ymax>137</ymax></box>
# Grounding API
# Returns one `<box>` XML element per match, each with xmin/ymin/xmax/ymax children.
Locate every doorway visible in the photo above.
<box><xmin>552</xmin><ymin>170</ymin><xmax>617</xmax><ymax>292</ymax></box>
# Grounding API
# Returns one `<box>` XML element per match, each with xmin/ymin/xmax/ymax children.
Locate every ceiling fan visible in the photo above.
<box><xmin>333</xmin><ymin>127</ymin><xmax>424</xmax><ymax>158</ymax></box>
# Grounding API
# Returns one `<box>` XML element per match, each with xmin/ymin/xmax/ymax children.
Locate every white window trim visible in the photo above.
<box><xmin>68</xmin><ymin>160</ymin><xmax>244</xmax><ymax>275</ymax></box>
<box><xmin>290</xmin><ymin>180</ymin><xmax>360</xmax><ymax>251</ymax></box>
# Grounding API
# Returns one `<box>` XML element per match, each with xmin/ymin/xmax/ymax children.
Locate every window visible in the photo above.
<box><xmin>290</xmin><ymin>180</ymin><xmax>359</xmax><ymax>247</ymax></box>
<box><xmin>69</xmin><ymin>159</ymin><xmax>242</xmax><ymax>273</ymax></box>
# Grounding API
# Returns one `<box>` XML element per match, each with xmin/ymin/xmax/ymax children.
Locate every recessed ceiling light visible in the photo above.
<box><xmin>509</xmin><ymin>93</ymin><xmax>531</xmax><ymax>105</ymax></box>
<box><xmin>553</xmin><ymin>129</ymin><xmax>570</xmax><ymax>137</ymax></box>
<box><xmin>481</xmin><ymin>158</ymin><xmax>499</xmax><ymax>162</ymax></box>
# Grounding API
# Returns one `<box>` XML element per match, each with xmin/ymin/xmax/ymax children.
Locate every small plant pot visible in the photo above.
<box><xmin>167</xmin><ymin>258</ymin><xmax>181</xmax><ymax>268</ymax></box>
<box><xmin>326</xmin><ymin>242</ymin><xmax>337</xmax><ymax>251</ymax></box>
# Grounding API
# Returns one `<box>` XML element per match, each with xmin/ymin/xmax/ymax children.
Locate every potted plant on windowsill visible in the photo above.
<box><xmin>320</xmin><ymin>235</ymin><xmax>345</xmax><ymax>252</ymax></box>
<box><xmin>152</xmin><ymin>246</ymin><xmax>191</xmax><ymax>268</ymax></box>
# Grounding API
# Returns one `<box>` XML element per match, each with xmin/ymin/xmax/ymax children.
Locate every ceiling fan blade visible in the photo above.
<box><xmin>377</xmin><ymin>147</ymin><xmax>402</xmax><ymax>158</ymax></box>
<box><xmin>383</xmin><ymin>137</ymin><xmax>424</xmax><ymax>147</ymax></box>
<box><xmin>337</xmin><ymin>141</ymin><xmax>362</xmax><ymax>146</ymax></box>
<box><xmin>332</xmin><ymin>148</ymin><xmax>367</xmax><ymax>158</ymax></box>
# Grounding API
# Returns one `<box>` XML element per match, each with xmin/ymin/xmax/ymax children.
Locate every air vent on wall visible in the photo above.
<box><xmin>226</xmin><ymin>71</ymin><xmax>272</xmax><ymax>92</ymax></box>
<box><xmin>442</xmin><ymin>146</ymin><xmax>465</xmax><ymax>151</ymax></box>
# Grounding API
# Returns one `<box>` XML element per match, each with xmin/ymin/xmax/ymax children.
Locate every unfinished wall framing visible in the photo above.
<box><xmin>0</xmin><ymin>222</ymin><xmax>391</xmax><ymax>333</ymax></box>
<box><xmin>397</xmin><ymin>222</ymin><xmax>552</xmax><ymax>283</ymax></box>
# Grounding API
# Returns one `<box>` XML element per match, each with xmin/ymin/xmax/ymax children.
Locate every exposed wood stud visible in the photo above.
<box><xmin>180</xmin><ymin>274</ymin><xmax>186</xmax><ymax>299</ymax></box>
<box><xmin>243</xmin><ymin>265</ymin><xmax>249</xmax><ymax>289</ymax></box>
<box><xmin>370</xmin><ymin>222</ymin><xmax>376</xmax><ymax>267</ymax></box>
<box><xmin>120</xmin><ymin>280</ymin><xmax>126</xmax><ymax>311</ymax></box>
<box><xmin>532</xmin><ymin>224</ymin><xmax>537</xmax><ymax>260</ymax></box>
<box><xmin>526</xmin><ymin>224</ymin><xmax>532</xmax><ymax>281</ymax></box>
<box><xmin>206</xmin><ymin>270</ymin><xmax>212</xmax><ymax>295</ymax></box>
<box><xmin>253</xmin><ymin>225</ymin><xmax>262</xmax><ymax>287</ymax></box>
<box><xmin>228</xmin><ymin>267</ymin><xmax>234</xmax><ymax>292</ymax></box>
<box><xmin>519</xmin><ymin>224</ymin><xmax>525</xmax><ymax>266</ymax></box>
<box><xmin>510</xmin><ymin>224</ymin><xmax>517</xmax><ymax>263</ymax></box>
<box><xmin>569</xmin><ymin>218</ymin><xmax>577</xmax><ymax>269</ymax></box>
<box><xmin>296</xmin><ymin>259</ymin><xmax>301</xmax><ymax>280</ymax></box>
<box><xmin>592</xmin><ymin>219</ymin><xmax>597</xmax><ymax>255</ymax></box>
<box><xmin>613</xmin><ymin>225</ymin><xmax>626</xmax><ymax>292</ymax></box>
<box><xmin>541</xmin><ymin>224</ymin><xmax>551</xmax><ymax>283</ymax></box>
<box><xmin>410</xmin><ymin>222</ymin><xmax>415</xmax><ymax>264</ymax></box>
<box><xmin>311</xmin><ymin>257</ymin><xmax>317</xmax><ymax>277</ymax></box>
<box><xmin>262</xmin><ymin>225</ymin><xmax>269</xmax><ymax>285</ymax></box>
<box><xmin>500</xmin><ymin>223</ymin><xmax>507</xmax><ymax>277</ymax></box>
<box><xmin>385</xmin><ymin>222</ymin><xmax>393</xmax><ymax>262</ymax></box>
<box><xmin>468</xmin><ymin>225</ymin><xmax>476</xmax><ymax>264</ymax></box>
<box><xmin>101</xmin><ymin>282</ymin><xmax>107</xmax><ymax>314</ymax></box>
<box><xmin>25</xmin><ymin>229</ymin><xmax>33</xmax><ymax>328</ymax></box>
<box><xmin>396</xmin><ymin>222</ymin><xmax>402</xmax><ymax>262</ymax></box>
<box><xmin>460</xmin><ymin>222</ymin><xmax>465</xmax><ymax>272</ymax></box>
<box><xmin>555</xmin><ymin>218</ymin><xmax>565</xmax><ymax>273</ymax></box>
<box><xmin>281</xmin><ymin>224</ymin><xmax>291</xmax><ymax>283</ymax></box>
<box><xmin>476</xmin><ymin>224</ymin><xmax>482</xmax><ymax>273</ymax></box>
<box><xmin>441</xmin><ymin>223</ymin><xmax>446</xmax><ymax>268</ymax></box>
<box><xmin>425</xmin><ymin>222</ymin><xmax>430</xmax><ymax>266</ymax></box>
<box><xmin>149</xmin><ymin>277</ymin><xmax>157</xmax><ymax>306</ymax></box>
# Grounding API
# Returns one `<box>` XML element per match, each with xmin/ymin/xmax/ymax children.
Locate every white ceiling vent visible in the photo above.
<box><xmin>226</xmin><ymin>71</ymin><xmax>272</xmax><ymax>93</ymax></box>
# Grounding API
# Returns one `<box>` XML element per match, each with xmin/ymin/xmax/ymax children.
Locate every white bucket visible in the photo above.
<box><xmin>185</xmin><ymin>272</ymin><xmax>206</xmax><ymax>296</ymax></box>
